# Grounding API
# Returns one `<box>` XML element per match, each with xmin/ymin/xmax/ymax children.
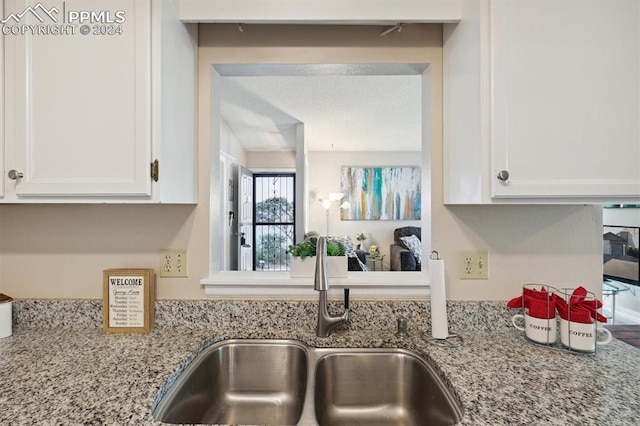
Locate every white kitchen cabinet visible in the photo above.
<box><xmin>0</xmin><ymin>1</ymin><xmax>4</xmax><ymax>199</ymax></box>
<box><xmin>444</xmin><ymin>0</ymin><xmax>640</xmax><ymax>204</ymax></box>
<box><xmin>1</xmin><ymin>0</ymin><xmax>197</xmax><ymax>203</ymax></box>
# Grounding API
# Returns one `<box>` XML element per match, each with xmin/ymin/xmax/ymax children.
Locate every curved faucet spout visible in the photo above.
<box><xmin>314</xmin><ymin>237</ymin><xmax>329</xmax><ymax>291</ymax></box>
<box><xmin>314</xmin><ymin>237</ymin><xmax>350</xmax><ymax>337</ymax></box>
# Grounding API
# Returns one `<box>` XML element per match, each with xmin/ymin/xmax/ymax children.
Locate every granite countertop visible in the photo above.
<box><xmin>1</xmin><ymin>325</ymin><xmax>639</xmax><ymax>425</ymax></box>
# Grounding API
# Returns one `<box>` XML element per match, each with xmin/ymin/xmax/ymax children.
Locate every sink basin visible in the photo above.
<box><xmin>314</xmin><ymin>350</ymin><xmax>462</xmax><ymax>426</ymax></box>
<box><xmin>153</xmin><ymin>340</ymin><xmax>463</xmax><ymax>426</ymax></box>
<box><xmin>153</xmin><ymin>340</ymin><xmax>309</xmax><ymax>425</ymax></box>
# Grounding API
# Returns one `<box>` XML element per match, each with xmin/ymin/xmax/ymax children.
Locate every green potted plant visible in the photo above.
<box><xmin>287</xmin><ymin>237</ymin><xmax>348</xmax><ymax>278</ymax></box>
<box><xmin>356</xmin><ymin>232</ymin><xmax>367</xmax><ymax>250</ymax></box>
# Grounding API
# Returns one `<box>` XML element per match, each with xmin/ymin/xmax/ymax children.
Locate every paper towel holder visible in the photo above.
<box><xmin>423</xmin><ymin>251</ymin><xmax>463</xmax><ymax>347</ymax></box>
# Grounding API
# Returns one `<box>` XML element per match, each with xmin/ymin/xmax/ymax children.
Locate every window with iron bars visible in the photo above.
<box><xmin>253</xmin><ymin>173</ymin><xmax>295</xmax><ymax>271</ymax></box>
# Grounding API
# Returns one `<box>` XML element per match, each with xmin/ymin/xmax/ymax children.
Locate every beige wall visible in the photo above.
<box><xmin>0</xmin><ymin>24</ymin><xmax>602</xmax><ymax>300</ymax></box>
<box><xmin>246</xmin><ymin>151</ymin><xmax>296</xmax><ymax>170</ymax></box>
<box><xmin>0</xmin><ymin>204</ymin><xmax>202</xmax><ymax>299</ymax></box>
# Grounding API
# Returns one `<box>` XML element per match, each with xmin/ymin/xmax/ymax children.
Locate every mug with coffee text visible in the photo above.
<box><xmin>559</xmin><ymin>318</ymin><xmax>612</xmax><ymax>352</ymax></box>
<box><xmin>512</xmin><ymin>311</ymin><xmax>557</xmax><ymax>345</ymax></box>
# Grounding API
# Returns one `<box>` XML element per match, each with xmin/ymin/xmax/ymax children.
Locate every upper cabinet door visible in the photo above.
<box><xmin>4</xmin><ymin>0</ymin><xmax>151</xmax><ymax>197</ymax></box>
<box><xmin>490</xmin><ymin>0</ymin><xmax>640</xmax><ymax>199</ymax></box>
<box><xmin>0</xmin><ymin>1</ymin><xmax>4</xmax><ymax>198</ymax></box>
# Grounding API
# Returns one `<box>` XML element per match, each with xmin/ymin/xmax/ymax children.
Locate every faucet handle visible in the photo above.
<box><xmin>344</xmin><ymin>288</ymin><xmax>350</xmax><ymax>310</ymax></box>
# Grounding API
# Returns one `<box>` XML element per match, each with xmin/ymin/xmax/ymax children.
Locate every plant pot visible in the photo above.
<box><xmin>289</xmin><ymin>256</ymin><xmax>348</xmax><ymax>278</ymax></box>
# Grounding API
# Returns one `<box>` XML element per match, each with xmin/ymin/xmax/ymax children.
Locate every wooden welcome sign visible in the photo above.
<box><xmin>103</xmin><ymin>268</ymin><xmax>154</xmax><ymax>334</ymax></box>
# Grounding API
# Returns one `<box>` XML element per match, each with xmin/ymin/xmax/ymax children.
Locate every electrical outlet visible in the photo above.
<box><xmin>458</xmin><ymin>250</ymin><xmax>489</xmax><ymax>279</ymax></box>
<box><xmin>160</xmin><ymin>249</ymin><xmax>188</xmax><ymax>278</ymax></box>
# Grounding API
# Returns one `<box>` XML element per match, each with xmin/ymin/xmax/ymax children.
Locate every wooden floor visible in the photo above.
<box><xmin>604</xmin><ymin>325</ymin><xmax>640</xmax><ymax>349</ymax></box>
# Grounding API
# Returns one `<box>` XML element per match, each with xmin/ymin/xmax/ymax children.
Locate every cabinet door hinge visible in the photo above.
<box><xmin>151</xmin><ymin>159</ymin><xmax>159</xmax><ymax>182</ymax></box>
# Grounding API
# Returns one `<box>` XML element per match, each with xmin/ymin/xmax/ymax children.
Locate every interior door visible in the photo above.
<box><xmin>221</xmin><ymin>156</ymin><xmax>237</xmax><ymax>270</ymax></box>
<box><xmin>238</xmin><ymin>166</ymin><xmax>254</xmax><ymax>271</ymax></box>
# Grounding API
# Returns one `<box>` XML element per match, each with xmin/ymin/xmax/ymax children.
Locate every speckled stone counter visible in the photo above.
<box><xmin>1</xmin><ymin>300</ymin><xmax>639</xmax><ymax>425</ymax></box>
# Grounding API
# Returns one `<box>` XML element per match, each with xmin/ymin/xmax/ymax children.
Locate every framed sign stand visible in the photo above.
<box><xmin>103</xmin><ymin>268</ymin><xmax>154</xmax><ymax>334</ymax></box>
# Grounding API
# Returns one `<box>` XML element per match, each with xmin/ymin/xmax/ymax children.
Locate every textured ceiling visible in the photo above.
<box><xmin>218</xmin><ymin>64</ymin><xmax>425</xmax><ymax>152</ymax></box>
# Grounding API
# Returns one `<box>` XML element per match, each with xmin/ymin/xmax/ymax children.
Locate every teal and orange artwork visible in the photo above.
<box><xmin>341</xmin><ymin>166</ymin><xmax>421</xmax><ymax>220</ymax></box>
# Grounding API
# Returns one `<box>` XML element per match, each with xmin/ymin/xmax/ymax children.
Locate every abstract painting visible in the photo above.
<box><xmin>340</xmin><ymin>166</ymin><xmax>421</xmax><ymax>220</ymax></box>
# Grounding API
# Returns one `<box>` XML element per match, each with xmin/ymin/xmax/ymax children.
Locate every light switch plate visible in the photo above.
<box><xmin>458</xmin><ymin>250</ymin><xmax>488</xmax><ymax>279</ymax></box>
<box><xmin>160</xmin><ymin>249</ymin><xmax>188</xmax><ymax>278</ymax></box>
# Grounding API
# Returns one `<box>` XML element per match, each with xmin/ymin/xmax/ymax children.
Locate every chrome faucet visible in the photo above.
<box><xmin>314</xmin><ymin>236</ymin><xmax>350</xmax><ymax>337</ymax></box>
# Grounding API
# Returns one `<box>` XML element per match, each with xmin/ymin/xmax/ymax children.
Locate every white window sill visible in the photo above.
<box><xmin>201</xmin><ymin>271</ymin><xmax>430</xmax><ymax>299</ymax></box>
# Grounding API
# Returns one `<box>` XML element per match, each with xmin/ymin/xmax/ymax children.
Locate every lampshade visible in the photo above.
<box><xmin>322</xmin><ymin>199</ymin><xmax>332</xmax><ymax>209</ymax></box>
<box><xmin>329</xmin><ymin>192</ymin><xmax>344</xmax><ymax>202</ymax></box>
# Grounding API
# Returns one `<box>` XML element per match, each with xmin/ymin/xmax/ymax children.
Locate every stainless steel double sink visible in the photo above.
<box><xmin>152</xmin><ymin>339</ymin><xmax>463</xmax><ymax>426</ymax></box>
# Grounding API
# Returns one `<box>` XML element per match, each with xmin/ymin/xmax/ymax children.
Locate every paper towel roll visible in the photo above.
<box><xmin>429</xmin><ymin>256</ymin><xmax>449</xmax><ymax>339</ymax></box>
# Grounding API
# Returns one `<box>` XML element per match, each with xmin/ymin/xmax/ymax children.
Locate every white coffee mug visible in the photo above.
<box><xmin>559</xmin><ymin>318</ymin><xmax>612</xmax><ymax>352</ymax></box>
<box><xmin>0</xmin><ymin>300</ymin><xmax>11</xmax><ymax>338</ymax></box>
<box><xmin>512</xmin><ymin>312</ymin><xmax>557</xmax><ymax>345</ymax></box>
